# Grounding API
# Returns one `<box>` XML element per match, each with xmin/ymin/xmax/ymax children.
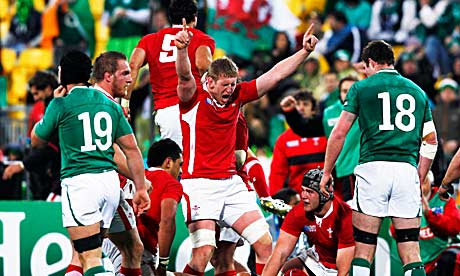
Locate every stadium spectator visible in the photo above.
<box><xmin>174</xmin><ymin>18</ymin><xmax>318</xmax><ymax>275</ymax></box>
<box><xmin>367</xmin><ymin>0</ymin><xmax>418</xmax><ymax>44</ymax></box>
<box><xmin>0</xmin><ymin>145</ymin><xmax>24</xmax><ymax>200</ymax></box>
<box><xmin>1</xmin><ymin>0</ymin><xmax>42</xmax><ymax>54</ymax></box>
<box><xmin>31</xmin><ymin>50</ymin><xmax>149</xmax><ymax>276</ymax></box>
<box><xmin>334</xmin><ymin>0</ymin><xmax>372</xmax><ymax>30</ymax></box>
<box><xmin>126</xmin><ymin>0</ymin><xmax>215</xmax><ymax>148</ymax></box>
<box><xmin>315</xmin><ymin>10</ymin><xmax>367</xmax><ymax>64</ymax></box>
<box><xmin>320</xmin><ymin>40</ymin><xmax>437</xmax><ymax>275</ymax></box>
<box><xmin>318</xmin><ymin>71</ymin><xmax>340</xmax><ymax>113</ymax></box>
<box><xmin>102</xmin><ymin>0</ymin><xmax>150</xmax><ymax>58</ymax></box>
<box><xmin>270</xmin><ymin>91</ymin><xmax>327</xmax><ymax>196</ymax></box>
<box><xmin>332</xmin><ymin>49</ymin><xmax>359</xmax><ymax>80</ymax></box>
<box><xmin>293</xmin><ymin>55</ymin><xmax>321</xmax><ymax>99</ymax></box>
<box><xmin>432</xmin><ymin>78</ymin><xmax>460</xmax><ymax>161</ymax></box>
<box><xmin>262</xmin><ymin>168</ymin><xmax>355</xmax><ymax>276</ymax></box>
<box><xmin>322</xmin><ymin>76</ymin><xmax>359</xmax><ymax>202</ymax></box>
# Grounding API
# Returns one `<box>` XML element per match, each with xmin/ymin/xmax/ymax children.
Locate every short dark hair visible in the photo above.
<box><xmin>93</xmin><ymin>51</ymin><xmax>127</xmax><ymax>82</ymax></box>
<box><xmin>59</xmin><ymin>50</ymin><xmax>92</xmax><ymax>85</ymax></box>
<box><xmin>294</xmin><ymin>90</ymin><xmax>317</xmax><ymax>110</ymax></box>
<box><xmin>328</xmin><ymin>10</ymin><xmax>347</xmax><ymax>25</ymax></box>
<box><xmin>147</xmin><ymin>139</ymin><xmax>182</xmax><ymax>167</ymax></box>
<box><xmin>338</xmin><ymin>75</ymin><xmax>358</xmax><ymax>91</ymax></box>
<box><xmin>361</xmin><ymin>40</ymin><xmax>394</xmax><ymax>66</ymax></box>
<box><xmin>28</xmin><ymin>70</ymin><xmax>59</xmax><ymax>90</ymax></box>
<box><xmin>168</xmin><ymin>0</ymin><xmax>198</xmax><ymax>25</ymax></box>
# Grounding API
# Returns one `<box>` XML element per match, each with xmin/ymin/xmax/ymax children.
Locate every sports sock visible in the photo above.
<box><xmin>183</xmin><ymin>264</ymin><xmax>204</xmax><ymax>276</ymax></box>
<box><xmin>403</xmin><ymin>262</ymin><xmax>426</xmax><ymax>276</ymax></box>
<box><xmin>350</xmin><ymin>258</ymin><xmax>371</xmax><ymax>276</ymax></box>
<box><xmin>245</xmin><ymin>156</ymin><xmax>269</xmax><ymax>197</ymax></box>
<box><xmin>120</xmin><ymin>267</ymin><xmax>141</xmax><ymax>276</ymax></box>
<box><xmin>215</xmin><ymin>270</ymin><xmax>237</xmax><ymax>276</ymax></box>
<box><xmin>65</xmin><ymin>264</ymin><xmax>83</xmax><ymax>276</ymax></box>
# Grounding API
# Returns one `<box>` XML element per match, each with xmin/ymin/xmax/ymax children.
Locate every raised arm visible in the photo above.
<box><xmin>126</xmin><ymin>47</ymin><xmax>147</xmax><ymax>100</ymax></box>
<box><xmin>256</xmin><ymin>24</ymin><xmax>318</xmax><ymax>97</ymax></box>
<box><xmin>261</xmin><ymin>230</ymin><xmax>298</xmax><ymax>276</ymax></box>
<box><xmin>175</xmin><ymin>18</ymin><xmax>196</xmax><ymax>102</ymax></box>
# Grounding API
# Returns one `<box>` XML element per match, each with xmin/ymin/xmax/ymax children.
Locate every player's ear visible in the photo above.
<box><xmin>104</xmin><ymin>71</ymin><xmax>113</xmax><ymax>83</ymax></box>
<box><xmin>162</xmin><ymin>157</ymin><xmax>173</xmax><ymax>169</ymax></box>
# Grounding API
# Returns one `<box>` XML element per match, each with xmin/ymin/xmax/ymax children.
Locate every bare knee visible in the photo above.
<box><xmin>251</xmin><ymin>232</ymin><xmax>273</xmax><ymax>261</ymax></box>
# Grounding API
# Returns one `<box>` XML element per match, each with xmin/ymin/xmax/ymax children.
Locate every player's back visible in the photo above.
<box><xmin>138</xmin><ymin>27</ymin><xmax>215</xmax><ymax>110</ymax></box>
<box><xmin>50</xmin><ymin>87</ymin><xmax>130</xmax><ymax>178</ymax></box>
<box><xmin>345</xmin><ymin>69</ymin><xmax>431</xmax><ymax>166</ymax></box>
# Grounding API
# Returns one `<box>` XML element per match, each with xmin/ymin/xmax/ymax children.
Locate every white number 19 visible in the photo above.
<box><xmin>78</xmin><ymin>111</ymin><xmax>113</xmax><ymax>152</ymax></box>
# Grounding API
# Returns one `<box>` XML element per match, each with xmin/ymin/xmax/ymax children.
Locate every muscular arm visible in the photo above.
<box><xmin>158</xmin><ymin>198</ymin><xmax>178</xmax><ymax>258</ymax></box>
<box><xmin>442</xmin><ymin>147</ymin><xmax>460</xmax><ymax>185</ymax></box>
<box><xmin>418</xmin><ymin>130</ymin><xmax>438</xmax><ymax>185</ymax></box>
<box><xmin>116</xmin><ymin>134</ymin><xmax>145</xmax><ymax>192</ymax></box>
<box><xmin>175</xmin><ymin>42</ymin><xmax>196</xmax><ymax>102</ymax></box>
<box><xmin>113</xmin><ymin>143</ymin><xmax>132</xmax><ymax>179</ymax></box>
<box><xmin>283</xmin><ymin>109</ymin><xmax>325</xmax><ymax>137</ymax></box>
<box><xmin>261</xmin><ymin>230</ymin><xmax>298</xmax><ymax>276</ymax></box>
<box><xmin>336</xmin><ymin>246</ymin><xmax>355</xmax><ymax>276</ymax></box>
<box><xmin>320</xmin><ymin>111</ymin><xmax>356</xmax><ymax>195</ymax></box>
<box><xmin>195</xmin><ymin>45</ymin><xmax>212</xmax><ymax>76</ymax></box>
<box><xmin>126</xmin><ymin>48</ymin><xmax>147</xmax><ymax>99</ymax></box>
<box><xmin>31</xmin><ymin>125</ymin><xmax>48</xmax><ymax>148</ymax></box>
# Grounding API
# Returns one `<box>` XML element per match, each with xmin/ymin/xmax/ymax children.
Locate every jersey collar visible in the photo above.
<box><xmin>93</xmin><ymin>84</ymin><xmax>116</xmax><ymax>102</ymax></box>
<box><xmin>67</xmin><ymin>85</ymin><xmax>90</xmax><ymax>95</ymax></box>
<box><xmin>376</xmin><ymin>68</ymin><xmax>398</xmax><ymax>74</ymax></box>
<box><xmin>315</xmin><ymin>201</ymin><xmax>334</xmax><ymax>226</ymax></box>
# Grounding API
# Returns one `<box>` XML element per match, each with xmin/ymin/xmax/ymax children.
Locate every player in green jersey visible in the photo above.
<box><xmin>319</xmin><ymin>40</ymin><xmax>438</xmax><ymax>276</ymax></box>
<box><xmin>31</xmin><ymin>50</ymin><xmax>150</xmax><ymax>276</ymax></box>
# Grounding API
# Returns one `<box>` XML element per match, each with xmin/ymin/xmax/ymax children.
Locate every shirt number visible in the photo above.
<box><xmin>78</xmin><ymin>111</ymin><xmax>113</xmax><ymax>152</ymax></box>
<box><xmin>378</xmin><ymin>92</ymin><xmax>416</xmax><ymax>132</ymax></box>
<box><xmin>159</xmin><ymin>34</ymin><xmax>177</xmax><ymax>63</ymax></box>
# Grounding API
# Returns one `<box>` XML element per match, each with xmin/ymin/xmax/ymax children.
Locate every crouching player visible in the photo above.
<box><xmin>262</xmin><ymin>168</ymin><xmax>355</xmax><ymax>276</ymax></box>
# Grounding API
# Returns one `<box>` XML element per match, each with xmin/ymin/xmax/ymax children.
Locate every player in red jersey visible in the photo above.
<box><xmin>262</xmin><ymin>169</ymin><xmax>355</xmax><ymax>276</ymax></box>
<box><xmin>175</xmin><ymin>19</ymin><xmax>319</xmax><ymax>275</ymax></box>
<box><xmin>126</xmin><ymin>0</ymin><xmax>215</xmax><ymax>148</ymax></box>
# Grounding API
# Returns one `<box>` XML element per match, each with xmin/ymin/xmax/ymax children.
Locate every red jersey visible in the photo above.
<box><xmin>269</xmin><ymin>129</ymin><xmax>327</xmax><ymax>195</ymax></box>
<box><xmin>180</xmin><ymin>80</ymin><xmax>259</xmax><ymax>179</ymax></box>
<box><xmin>137</xmin><ymin>168</ymin><xmax>183</xmax><ymax>254</ymax></box>
<box><xmin>118</xmin><ymin>169</ymin><xmax>182</xmax><ymax>254</ymax></box>
<box><xmin>281</xmin><ymin>197</ymin><xmax>355</xmax><ymax>269</ymax></box>
<box><xmin>136</xmin><ymin>27</ymin><xmax>215</xmax><ymax>110</ymax></box>
<box><xmin>28</xmin><ymin>101</ymin><xmax>45</xmax><ymax>137</ymax></box>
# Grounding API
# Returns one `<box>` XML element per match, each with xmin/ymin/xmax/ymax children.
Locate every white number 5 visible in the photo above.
<box><xmin>159</xmin><ymin>34</ymin><xmax>177</xmax><ymax>63</ymax></box>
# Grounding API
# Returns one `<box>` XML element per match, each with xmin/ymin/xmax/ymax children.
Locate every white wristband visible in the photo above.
<box><xmin>121</xmin><ymin>99</ymin><xmax>130</xmax><ymax>108</ymax></box>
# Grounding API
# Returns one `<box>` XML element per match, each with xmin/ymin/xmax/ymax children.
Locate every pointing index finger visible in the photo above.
<box><xmin>182</xmin><ymin>18</ymin><xmax>187</xmax><ymax>31</ymax></box>
<box><xmin>305</xmin><ymin>23</ymin><xmax>314</xmax><ymax>36</ymax></box>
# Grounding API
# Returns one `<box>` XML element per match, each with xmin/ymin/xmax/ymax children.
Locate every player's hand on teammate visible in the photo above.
<box><xmin>54</xmin><ymin>85</ymin><xmax>68</xmax><ymax>98</ymax></box>
<box><xmin>174</xmin><ymin>18</ymin><xmax>193</xmax><ymax>50</ymax></box>
<box><xmin>133</xmin><ymin>189</ymin><xmax>151</xmax><ymax>216</ymax></box>
<box><xmin>280</xmin><ymin>95</ymin><xmax>297</xmax><ymax>112</ymax></box>
<box><xmin>319</xmin><ymin>172</ymin><xmax>333</xmax><ymax>199</ymax></box>
<box><xmin>302</xmin><ymin>23</ymin><xmax>318</xmax><ymax>53</ymax></box>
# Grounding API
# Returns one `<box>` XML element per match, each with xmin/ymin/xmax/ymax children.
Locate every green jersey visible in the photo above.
<box><xmin>323</xmin><ymin>100</ymin><xmax>360</xmax><ymax>177</ymax></box>
<box><xmin>343</xmin><ymin>69</ymin><xmax>432</xmax><ymax>167</ymax></box>
<box><xmin>34</xmin><ymin>87</ymin><xmax>133</xmax><ymax>179</ymax></box>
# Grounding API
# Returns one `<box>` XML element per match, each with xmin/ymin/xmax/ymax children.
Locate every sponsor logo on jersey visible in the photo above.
<box><xmin>303</xmin><ymin>225</ymin><xmax>316</xmax><ymax>232</ymax></box>
<box><xmin>206</xmin><ymin>98</ymin><xmax>212</xmax><ymax>105</ymax></box>
<box><xmin>286</xmin><ymin>140</ymin><xmax>299</xmax><ymax>147</ymax></box>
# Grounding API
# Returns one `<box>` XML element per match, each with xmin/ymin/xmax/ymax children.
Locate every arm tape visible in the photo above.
<box><xmin>422</xmin><ymin>120</ymin><xmax>436</xmax><ymax>137</ymax></box>
<box><xmin>419</xmin><ymin>142</ymin><xmax>437</xmax><ymax>159</ymax></box>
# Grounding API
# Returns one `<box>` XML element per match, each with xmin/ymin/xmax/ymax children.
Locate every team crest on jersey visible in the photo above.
<box><xmin>303</xmin><ymin>225</ymin><xmax>316</xmax><ymax>232</ymax></box>
<box><xmin>206</xmin><ymin>98</ymin><xmax>212</xmax><ymax>105</ymax></box>
<box><xmin>192</xmin><ymin>205</ymin><xmax>200</xmax><ymax>216</ymax></box>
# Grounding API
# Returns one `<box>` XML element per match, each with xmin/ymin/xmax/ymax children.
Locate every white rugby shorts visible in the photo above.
<box><xmin>352</xmin><ymin>161</ymin><xmax>422</xmax><ymax>218</ymax></box>
<box><xmin>154</xmin><ymin>104</ymin><xmax>182</xmax><ymax>149</ymax></box>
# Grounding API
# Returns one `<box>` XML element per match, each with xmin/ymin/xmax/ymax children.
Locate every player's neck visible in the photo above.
<box><xmin>314</xmin><ymin>200</ymin><xmax>332</xmax><ymax>217</ymax></box>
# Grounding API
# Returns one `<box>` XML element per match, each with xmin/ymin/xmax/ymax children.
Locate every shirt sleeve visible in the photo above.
<box><xmin>34</xmin><ymin>98</ymin><xmax>61</xmax><ymax>141</ymax></box>
<box><xmin>269</xmin><ymin>136</ymin><xmax>288</xmax><ymax>196</ymax></box>
<box><xmin>425</xmin><ymin>197</ymin><xmax>460</xmax><ymax>236</ymax></box>
<box><xmin>238</xmin><ymin>80</ymin><xmax>259</xmax><ymax>105</ymax></box>
<box><xmin>423</xmin><ymin>97</ymin><xmax>433</xmax><ymax>123</ymax></box>
<box><xmin>160</xmin><ymin>176</ymin><xmax>183</xmax><ymax>203</ymax></box>
<box><xmin>343</xmin><ymin>82</ymin><xmax>359</xmax><ymax>115</ymax></box>
<box><xmin>280</xmin><ymin>204</ymin><xmax>303</xmax><ymax>237</ymax></box>
<box><xmin>199</xmin><ymin>34</ymin><xmax>216</xmax><ymax>55</ymax></box>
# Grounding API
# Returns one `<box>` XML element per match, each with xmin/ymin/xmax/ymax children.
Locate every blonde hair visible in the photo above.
<box><xmin>207</xmin><ymin>57</ymin><xmax>238</xmax><ymax>81</ymax></box>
